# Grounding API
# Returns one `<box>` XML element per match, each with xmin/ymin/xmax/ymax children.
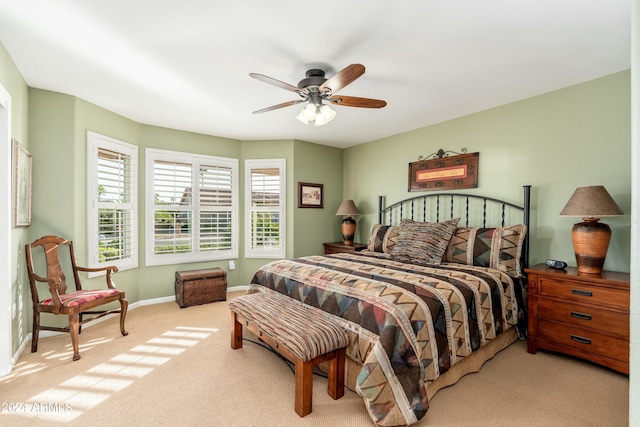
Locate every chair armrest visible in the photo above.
<box><xmin>29</xmin><ymin>272</ymin><xmax>54</xmax><ymax>284</ymax></box>
<box><xmin>31</xmin><ymin>273</ymin><xmax>64</xmax><ymax>314</ymax></box>
<box><xmin>75</xmin><ymin>265</ymin><xmax>118</xmax><ymax>274</ymax></box>
<box><xmin>75</xmin><ymin>265</ymin><xmax>119</xmax><ymax>289</ymax></box>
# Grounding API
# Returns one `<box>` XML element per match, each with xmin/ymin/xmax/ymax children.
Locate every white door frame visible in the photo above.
<box><xmin>0</xmin><ymin>83</ymin><xmax>12</xmax><ymax>376</ymax></box>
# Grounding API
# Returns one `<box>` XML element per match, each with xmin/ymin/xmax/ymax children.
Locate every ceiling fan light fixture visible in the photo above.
<box><xmin>314</xmin><ymin>105</ymin><xmax>336</xmax><ymax>127</ymax></box>
<box><xmin>296</xmin><ymin>103</ymin><xmax>336</xmax><ymax>127</ymax></box>
<box><xmin>319</xmin><ymin>104</ymin><xmax>336</xmax><ymax>121</ymax></box>
<box><xmin>302</xmin><ymin>103</ymin><xmax>317</xmax><ymax>120</ymax></box>
<box><xmin>314</xmin><ymin>112</ymin><xmax>327</xmax><ymax>126</ymax></box>
<box><xmin>295</xmin><ymin>111</ymin><xmax>308</xmax><ymax>124</ymax></box>
<box><xmin>296</xmin><ymin>104</ymin><xmax>315</xmax><ymax>124</ymax></box>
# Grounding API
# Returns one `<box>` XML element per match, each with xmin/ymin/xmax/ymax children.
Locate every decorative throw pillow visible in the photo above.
<box><xmin>367</xmin><ymin>224</ymin><xmax>390</xmax><ymax>252</ymax></box>
<box><xmin>444</xmin><ymin>224</ymin><xmax>528</xmax><ymax>278</ymax></box>
<box><xmin>382</xmin><ymin>225</ymin><xmax>399</xmax><ymax>254</ymax></box>
<box><xmin>391</xmin><ymin>218</ymin><xmax>460</xmax><ymax>265</ymax></box>
<box><xmin>367</xmin><ymin>224</ymin><xmax>400</xmax><ymax>253</ymax></box>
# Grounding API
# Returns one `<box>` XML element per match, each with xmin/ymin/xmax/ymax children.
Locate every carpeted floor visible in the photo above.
<box><xmin>0</xmin><ymin>291</ymin><xmax>629</xmax><ymax>426</ymax></box>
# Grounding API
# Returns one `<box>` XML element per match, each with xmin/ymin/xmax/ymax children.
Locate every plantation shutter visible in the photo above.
<box><xmin>245</xmin><ymin>160</ymin><xmax>285</xmax><ymax>258</ymax></box>
<box><xmin>199</xmin><ymin>164</ymin><xmax>233</xmax><ymax>252</ymax></box>
<box><xmin>152</xmin><ymin>160</ymin><xmax>193</xmax><ymax>255</ymax></box>
<box><xmin>146</xmin><ymin>148</ymin><xmax>238</xmax><ymax>265</ymax></box>
<box><xmin>87</xmin><ymin>131</ymin><xmax>138</xmax><ymax>272</ymax></box>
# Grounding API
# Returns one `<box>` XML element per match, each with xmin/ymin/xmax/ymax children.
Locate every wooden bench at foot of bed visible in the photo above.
<box><xmin>229</xmin><ymin>291</ymin><xmax>350</xmax><ymax>417</ymax></box>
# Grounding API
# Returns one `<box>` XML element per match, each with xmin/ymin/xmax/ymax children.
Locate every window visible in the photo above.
<box><xmin>87</xmin><ymin>131</ymin><xmax>138</xmax><ymax>272</ymax></box>
<box><xmin>245</xmin><ymin>159</ymin><xmax>286</xmax><ymax>258</ymax></box>
<box><xmin>146</xmin><ymin>148</ymin><xmax>238</xmax><ymax>266</ymax></box>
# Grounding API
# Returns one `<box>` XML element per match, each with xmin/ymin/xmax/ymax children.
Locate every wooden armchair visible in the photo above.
<box><xmin>25</xmin><ymin>235</ymin><xmax>128</xmax><ymax>361</ymax></box>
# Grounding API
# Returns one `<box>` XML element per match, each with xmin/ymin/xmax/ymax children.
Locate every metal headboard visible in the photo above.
<box><xmin>378</xmin><ymin>185</ymin><xmax>531</xmax><ymax>270</ymax></box>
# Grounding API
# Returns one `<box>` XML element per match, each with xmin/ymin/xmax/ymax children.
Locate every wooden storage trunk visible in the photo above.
<box><xmin>175</xmin><ymin>267</ymin><xmax>227</xmax><ymax>308</ymax></box>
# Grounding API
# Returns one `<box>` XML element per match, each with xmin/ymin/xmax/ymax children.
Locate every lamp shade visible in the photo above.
<box><xmin>559</xmin><ymin>185</ymin><xmax>623</xmax><ymax>274</ymax></box>
<box><xmin>336</xmin><ymin>200</ymin><xmax>359</xmax><ymax>245</ymax></box>
<box><xmin>559</xmin><ymin>185</ymin><xmax>623</xmax><ymax>217</ymax></box>
<box><xmin>296</xmin><ymin>103</ymin><xmax>336</xmax><ymax>127</ymax></box>
<box><xmin>336</xmin><ymin>200</ymin><xmax>360</xmax><ymax>216</ymax></box>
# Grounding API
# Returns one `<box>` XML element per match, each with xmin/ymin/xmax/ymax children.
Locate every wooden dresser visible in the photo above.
<box><xmin>323</xmin><ymin>242</ymin><xmax>367</xmax><ymax>254</ymax></box>
<box><xmin>526</xmin><ymin>263</ymin><xmax>629</xmax><ymax>374</ymax></box>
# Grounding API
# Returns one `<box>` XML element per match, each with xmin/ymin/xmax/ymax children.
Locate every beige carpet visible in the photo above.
<box><xmin>0</xmin><ymin>291</ymin><xmax>629</xmax><ymax>427</ymax></box>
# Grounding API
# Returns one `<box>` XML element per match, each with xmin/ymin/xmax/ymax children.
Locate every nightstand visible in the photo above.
<box><xmin>526</xmin><ymin>263</ymin><xmax>629</xmax><ymax>374</ymax></box>
<box><xmin>323</xmin><ymin>242</ymin><xmax>367</xmax><ymax>254</ymax></box>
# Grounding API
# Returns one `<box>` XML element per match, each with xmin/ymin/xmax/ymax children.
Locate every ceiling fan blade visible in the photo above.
<box><xmin>253</xmin><ymin>99</ymin><xmax>305</xmax><ymax>114</ymax></box>
<box><xmin>319</xmin><ymin>64</ymin><xmax>365</xmax><ymax>94</ymax></box>
<box><xmin>250</xmin><ymin>73</ymin><xmax>300</xmax><ymax>92</ymax></box>
<box><xmin>328</xmin><ymin>95</ymin><xmax>387</xmax><ymax>108</ymax></box>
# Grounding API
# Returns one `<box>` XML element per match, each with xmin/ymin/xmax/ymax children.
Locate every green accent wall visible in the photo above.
<box><xmin>344</xmin><ymin>71</ymin><xmax>631</xmax><ymax>273</ymax></box>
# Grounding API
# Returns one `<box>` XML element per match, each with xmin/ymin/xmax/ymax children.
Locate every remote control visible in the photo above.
<box><xmin>545</xmin><ymin>259</ymin><xmax>567</xmax><ymax>269</ymax></box>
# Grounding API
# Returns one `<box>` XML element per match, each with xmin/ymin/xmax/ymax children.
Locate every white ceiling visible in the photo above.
<box><xmin>0</xmin><ymin>1</ymin><xmax>631</xmax><ymax>149</ymax></box>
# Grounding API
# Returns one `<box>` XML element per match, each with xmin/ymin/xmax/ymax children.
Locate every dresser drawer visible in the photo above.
<box><xmin>537</xmin><ymin>298</ymin><xmax>629</xmax><ymax>337</ymax></box>
<box><xmin>538</xmin><ymin>277</ymin><xmax>629</xmax><ymax>309</ymax></box>
<box><xmin>538</xmin><ymin>320</ymin><xmax>629</xmax><ymax>363</ymax></box>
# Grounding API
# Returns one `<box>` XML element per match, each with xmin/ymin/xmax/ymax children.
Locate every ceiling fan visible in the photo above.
<box><xmin>249</xmin><ymin>64</ymin><xmax>387</xmax><ymax>126</ymax></box>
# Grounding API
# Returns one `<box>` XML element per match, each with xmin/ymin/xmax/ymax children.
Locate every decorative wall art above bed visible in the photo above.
<box><xmin>409</xmin><ymin>148</ymin><xmax>479</xmax><ymax>192</ymax></box>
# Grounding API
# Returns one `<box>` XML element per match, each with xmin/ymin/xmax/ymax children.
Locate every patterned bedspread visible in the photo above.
<box><xmin>249</xmin><ymin>252</ymin><xmax>521</xmax><ymax>426</ymax></box>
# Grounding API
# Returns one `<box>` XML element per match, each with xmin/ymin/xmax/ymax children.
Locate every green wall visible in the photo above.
<box><xmin>292</xmin><ymin>139</ymin><xmax>344</xmax><ymax>255</ymax></box>
<box><xmin>344</xmin><ymin>71</ymin><xmax>631</xmax><ymax>273</ymax></box>
<box><xmin>1</xmin><ymin>41</ymin><xmax>30</xmax><ymax>354</ymax></box>
<box><xmin>134</xmin><ymin>124</ymin><xmax>242</xmax><ymax>300</ymax></box>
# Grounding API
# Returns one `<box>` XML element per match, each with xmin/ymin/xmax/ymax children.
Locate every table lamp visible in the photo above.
<box><xmin>559</xmin><ymin>185</ymin><xmax>623</xmax><ymax>274</ymax></box>
<box><xmin>336</xmin><ymin>200</ymin><xmax>360</xmax><ymax>245</ymax></box>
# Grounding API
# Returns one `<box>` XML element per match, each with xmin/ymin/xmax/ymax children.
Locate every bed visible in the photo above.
<box><xmin>248</xmin><ymin>186</ymin><xmax>531</xmax><ymax>426</ymax></box>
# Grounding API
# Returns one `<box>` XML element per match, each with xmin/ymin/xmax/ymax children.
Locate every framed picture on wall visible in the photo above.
<box><xmin>298</xmin><ymin>182</ymin><xmax>323</xmax><ymax>208</ymax></box>
<box><xmin>12</xmin><ymin>139</ymin><xmax>32</xmax><ymax>227</ymax></box>
<box><xmin>409</xmin><ymin>151</ymin><xmax>479</xmax><ymax>192</ymax></box>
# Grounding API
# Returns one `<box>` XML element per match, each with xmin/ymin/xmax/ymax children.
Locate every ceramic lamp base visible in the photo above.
<box><xmin>341</xmin><ymin>217</ymin><xmax>356</xmax><ymax>245</ymax></box>
<box><xmin>572</xmin><ymin>218</ymin><xmax>611</xmax><ymax>274</ymax></box>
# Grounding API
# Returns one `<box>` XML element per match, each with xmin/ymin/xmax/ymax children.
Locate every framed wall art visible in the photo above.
<box><xmin>409</xmin><ymin>149</ymin><xmax>479</xmax><ymax>192</ymax></box>
<box><xmin>298</xmin><ymin>182</ymin><xmax>323</xmax><ymax>208</ymax></box>
<box><xmin>12</xmin><ymin>139</ymin><xmax>32</xmax><ymax>227</ymax></box>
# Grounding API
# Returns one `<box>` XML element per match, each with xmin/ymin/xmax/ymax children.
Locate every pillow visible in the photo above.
<box><xmin>367</xmin><ymin>224</ymin><xmax>400</xmax><ymax>253</ymax></box>
<box><xmin>382</xmin><ymin>226</ymin><xmax>400</xmax><ymax>254</ymax></box>
<box><xmin>391</xmin><ymin>218</ymin><xmax>460</xmax><ymax>265</ymax></box>
<box><xmin>444</xmin><ymin>224</ymin><xmax>528</xmax><ymax>278</ymax></box>
<box><xmin>367</xmin><ymin>224</ymin><xmax>389</xmax><ymax>252</ymax></box>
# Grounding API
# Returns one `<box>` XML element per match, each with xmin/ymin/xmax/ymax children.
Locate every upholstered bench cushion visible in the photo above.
<box><xmin>41</xmin><ymin>289</ymin><xmax>123</xmax><ymax>308</ymax></box>
<box><xmin>229</xmin><ymin>291</ymin><xmax>349</xmax><ymax>362</ymax></box>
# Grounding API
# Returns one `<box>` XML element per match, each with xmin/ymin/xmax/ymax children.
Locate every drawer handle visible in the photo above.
<box><xmin>570</xmin><ymin>335</ymin><xmax>592</xmax><ymax>345</ymax></box>
<box><xmin>570</xmin><ymin>311</ymin><xmax>592</xmax><ymax>321</ymax></box>
<box><xmin>571</xmin><ymin>289</ymin><xmax>593</xmax><ymax>297</ymax></box>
